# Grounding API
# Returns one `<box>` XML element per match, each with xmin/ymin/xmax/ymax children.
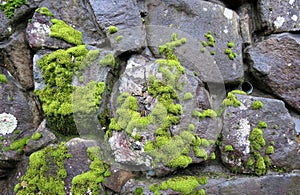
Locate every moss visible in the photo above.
<box><xmin>257</xmin><ymin>120</ymin><xmax>268</xmax><ymax>128</ymax></box>
<box><xmin>270</xmin><ymin>141</ymin><xmax>275</xmax><ymax>145</ymax></box>
<box><xmin>227</xmin><ymin>41</ymin><xmax>235</xmax><ymax>48</ymax></box>
<box><xmin>4</xmin><ymin>146</ymin><xmax>10</xmax><ymax>152</ymax></box>
<box><xmin>231</xmin><ymin>90</ymin><xmax>247</xmax><ymax>95</ymax></box>
<box><xmin>116</xmin><ymin>35</ymin><xmax>123</xmax><ymax>43</ymax></box>
<box><xmin>264</xmin><ymin>155</ymin><xmax>271</xmax><ymax>167</ymax></box>
<box><xmin>108</xmin><ymin>25</ymin><xmax>118</xmax><ymax>34</ymax></box>
<box><xmin>167</xmin><ymin>154</ymin><xmax>192</xmax><ymax>168</ymax></box>
<box><xmin>14</xmin><ymin>129</ymin><xmax>21</xmax><ymax>134</ymax></box>
<box><xmin>201</xmin><ymin>139</ymin><xmax>210</xmax><ymax>147</ymax></box>
<box><xmin>197</xmin><ymin>189</ymin><xmax>206</xmax><ymax>195</ymax></box>
<box><xmin>272</xmin><ymin>124</ymin><xmax>279</xmax><ymax>129</ymax></box>
<box><xmin>223</xmin><ymin>92</ymin><xmax>241</xmax><ymax>107</ymax></box>
<box><xmin>255</xmin><ymin>155</ymin><xmax>266</xmax><ymax>176</ymax></box>
<box><xmin>149</xmin><ymin>183</ymin><xmax>160</xmax><ymax>195</ymax></box>
<box><xmin>196</xmin><ymin>176</ymin><xmax>208</xmax><ymax>185</ymax></box>
<box><xmin>134</xmin><ymin>187</ymin><xmax>144</xmax><ymax>195</ymax></box>
<box><xmin>204</xmin><ymin>31</ymin><xmax>215</xmax><ymax>48</ymax></box>
<box><xmin>166</xmin><ymin>176</ymin><xmax>199</xmax><ymax>195</ymax></box>
<box><xmin>14</xmin><ymin>142</ymin><xmax>72</xmax><ymax>194</ymax></box>
<box><xmin>183</xmin><ymin>92</ymin><xmax>193</xmax><ymax>100</ymax></box>
<box><xmin>99</xmin><ymin>53</ymin><xmax>116</xmax><ymax>67</ymax></box>
<box><xmin>71</xmin><ymin>146</ymin><xmax>110</xmax><ymax>194</ymax></box>
<box><xmin>201</xmin><ymin>48</ymin><xmax>206</xmax><ymax>53</ymax></box>
<box><xmin>36</xmin><ymin>7</ymin><xmax>54</xmax><ymax>16</ymax></box>
<box><xmin>265</xmin><ymin>145</ymin><xmax>274</xmax><ymax>154</ymax></box>
<box><xmin>249</xmin><ymin>128</ymin><xmax>266</xmax><ymax>150</ymax></box>
<box><xmin>10</xmin><ymin>136</ymin><xmax>29</xmax><ymax>154</ymax></box>
<box><xmin>210</xmin><ymin>50</ymin><xmax>216</xmax><ymax>55</ymax></box>
<box><xmin>224</xmin><ymin>48</ymin><xmax>232</xmax><ymax>54</ymax></box>
<box><xmin>252</xmin><ymin>100</ymin><xmax>263</xmax><ymax>110</ymax></box>
<box><xmin>224</xmin><ymin>145</ymin><xmax>234</xmax><ymax>152</ymax></box>
<box><xmin>202</xmin><ymin>41</ymin><xmax>207</xmax><ymax>47</ymax></box>
<box><xmin>31</xmin><ymin>132</ymin><xmax>42</xmax><ymax>140</ymax></box>
<box><xmin>247</xmin><ymin>156</ymin><xmax>255</xmax><ymax>167</ymax></box>
<box><xmin>199</xmin><ymin>109</ymin><xmax>217</xmax><ymax>119</ymax></box>
<box><xmin>35</xmin><ymin>45</ymin><xmax>89</xmax><ymax>135</ymax></box>
<box><xmin>0</xmin><ymin>0</ymin><xmax>26</xmax><ymax>18</ymax></box>
<box><xmin>0</xmin><ymin>74</ymin><xmax>8</xmax><ymax>83</ymax></box>
<box><xmin>188</xmin><ymin>123</ymin><xmax>195</xmax><ymax>131</ymax></box>
<box><xmin>194</xmin><ymin>148</ymin><xmax>208</xmax><ymax>160</ymax></box>
<box><xmin>210</xmin><ymin>152</ymin><xmax>216</xmax><ymax>160</ymax></box>
<box><xmin>50</xmin><ymin>19</ymin><xmax>82</xmax><ymax>45</ymax></box>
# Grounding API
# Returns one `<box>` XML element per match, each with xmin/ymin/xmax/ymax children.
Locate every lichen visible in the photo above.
<box><xmin>0</xmin><ymin>74</ymin><xmax>8</xmax><ymax>83</ymax></box>
<box><xmin>0</xmin><ymin>112</ymin><xmax>18</xmax><ymax>135</ymax></box>
<box><xmin>50</xmin><ymin>19</ymin><xmax>82</xmax><ymax>45</ymax></box>
<box><xmin>14</xmin><ymin>142</ymin><xmax>72</xmax><ymax>194</ymax></box>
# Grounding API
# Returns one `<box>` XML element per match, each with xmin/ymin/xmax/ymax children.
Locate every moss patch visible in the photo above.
<box><xmin>252</xmin><ymin>100</ymin><xmax>263</xmax><ymax>110</ymax></box>
<box><xmin>50</xmin><ymin>19</ymin><xmax>82</xmax><ymax>45</ymax></box>
<box><xmin>35</xmin><ymin>7</ymin><xmax>54</xmax><ymax>17</ymax></box>
<box><xmin>14</xmin><ymin>142</ymin><xmax>72</xmax><ymax>194</ymax></box>
<box><xmin>108</xmin><ymin>25</ymin><xmax>118</xmax><ymax>34</ymax></box>
<box><xmin>0</xmin><ymin>0</ymin><xmax>26</xmax><ymax>18</ymax></box>
<box><xmin>0</xmin><ymin>74</ymin><xmax>8</xmax><ymax>83</ymax></box>
<box><xmin>31</xmin><ymin>132</ymin><xmax>42</xmax><ymax>140</ymax></box>
<box><xmin>71</xmin><ymin>146</ymin><xmax>110</xmax><ymax>194</ymax></box>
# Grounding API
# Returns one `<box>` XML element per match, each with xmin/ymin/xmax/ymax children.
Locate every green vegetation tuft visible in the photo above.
<box><xmin>224</xmin><ymin>145</ymin><xmax>234</xmax><ymax>152</ymax></box>
<box><xmin>116</xmin><ymin>35</ymin><xmax>123</xmax><ymax>43</ymax></box>
<box><xmin>0</xmin><ymin>0</ymin><xmax>26</xmax><ymax>18</ymax></box>
<box><xmin>10</xmin><ymin>136</ymin><xmax>29</xmax><ymax>154</ymax></box>
<box><xmin>0</xmin><ymin>74</ymin><xmax>8</xmax><ymax>83</ymax></box>
<box><xmin>50</xmin><ymin>19</ymin><xmax>82</xmax><ymax>45</ymax></box>
<box><xmin>257</xmin><ymin>120</ymin><xmax>268</xmax><ymax>129</ymax></box>
<box><xmin>99</xmin><ymin>53</ymin><xmax>116</xmax><ymax>67</ymax></box>
<box><xmin>31</xmin><ymin>132</ymin><xmax>42</xmax><ymax>140</ymax></box>
<box><xmin>35</xmin><ymin>7</ymin><xmax>54</xmax><ymax>16</ymax></box>
<box><xmin>252</xmin><ymin>100</ymin><xmax>263</xmax><ymax>110</ymax></box>
<box><xmin>223</xmin><ymin>91</ymin><xmax>242</xmax><ymax>107</ymax></box>
<box><xmin>108</xmin><ymin>25</ymin><xmax>118</xmax><ymax>34</ymax></box>
<box><xmin>265</xmin><ymin>145</ymin><xmax>274</xmax><ymax>154</ymax></box>
<box><xmin>14</xmin><ymin>143</ymin><xmax>72</xmax><ymax>194</ymax></box>
<box><xmin>134</xmin><ymin>187</ymin><xmax>144</xmax><ymax>195</ymax></box>
<box><xmin>183</xmin><ymin>92</ymin><xmax>193</xmax><ymax>100</ymax></box>
<box><xmin>249</xmin><ymin>128</ymin><xmax>266</xmax><ymax>150</ymax></box>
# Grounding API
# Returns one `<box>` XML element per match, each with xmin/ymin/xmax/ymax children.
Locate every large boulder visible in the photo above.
<box><xmin>221</xmin><ymin>94</ymin><xmax>300</xmax><ymax>175</ymax></box>
<box><xmin>246</xmin><ymin>33</ymin><xmax>300</xmax><ymax>112</ymax></box>
<box><xmin>146</xmin><ymin>0</ymin><xmax>244</xmax><ymax>84</ymax></box>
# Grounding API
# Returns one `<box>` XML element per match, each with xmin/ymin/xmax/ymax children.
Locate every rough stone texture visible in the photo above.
<box><xmin>221</xmin><ymin>94</ymin><xmax>300</xmax><ymax>173</ymax></box>
<box><xmin>246</xmin><ymin>33</ymin><xmax>300</xmax><ymax>112</ymax></box>
<box><xmin>146</xmin><ymin>0</ymin><xmax>244</xmax><ymax>84</ymax></box>
<box><xmin>256</xmin><ymin>0</ymin><xmax>300</xmax><ymax>34</ymax></box>
<box><xmin>25</xmin><ymin>120</ymin><xmax>57</xmax><ymax>155</ymax></box>
<box><xmin>89</xmin><ymin>0</ymin><xmax>146</xmax><ymax>53</ymax></box>
<box><xmin>0</xmin><ymin>30</ymin><xmax>34</xmax><ymax>90</ymax></box>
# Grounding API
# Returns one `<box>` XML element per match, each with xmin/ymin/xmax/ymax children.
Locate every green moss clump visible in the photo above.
<box><xmin>35</xmin><ymin>45</ymin><xmax>89</xmax><ymax>135</ymax></box>
<box><xmin>14</xmin><ymin>142</ymin><xmax>72</xmax><ymax>194</ymax></box>
<box><xmin>265</xmin><ymin>145</ymin><xmax>274</xmax><ymax>154</ymax></box>
<box><xmin>0</xmin><ymin>74</ymin><xmax>8</xmax><ymax>83</ymax></box>
<box><xmin>194</xmin><ymin>147</ymin><xmax>208</xmax><ymax>160</ymax></box>
<box><xmin>210</xmin><ymin>152</ymin><xmax>216</xmax><ymax>160</ymax></box>
<box><xmin>224</xmin><ymin>48</ymin><xmax>232</xmax><ymax>54</ymax></box>
<box><xmin>31</xmin><ymin>132</ymin><xmax>42</xmax><ymax>140</ymax></box>
<box><xmin>188</xmin><ymin>123</ymin><xmax>195</xmax><ymax>131</ymax></box>
<box><xmin>108</xmin><ymin>25</ymin><xmax>118</xmax><ymax>34</ymax></box>
<box><xmin>210</xmin><ymin>50</ymin><xmax>216</xmax><ymax>55</ymax></box>
<box><xmin>99</xmin><ymin>53</ymin><xmax>116</xmax><ymax>67</ymax></box>
<box><xmin>50</xmin><ymin>19</ymin><xmax>82</xmax><ymax>45</ymax></box>
<box><xmin>205</xmin><ymin>31</ymin><xmax>215</xmax><ymax>47</ymax></box>
<box><xmin>71</xmin><ymin>146</ymin><xmax>110</xmax><ymax>195</ymax></box>
<box><xmin>166</xmin><ymin>176</ymin><xmax>200</xmax><ymax>195</ymax></box>
<box><xmin>198</xmin><ymin>109</ymin><xmax>217</xmax><ymax>119</ymax></box>
<box><xmin>231</xmin><ymin>90</ymin><xmax>247</xmax><ymax>95</ymax></box>
<box><xmin>167</xmin><ymin>154</ymin><xmax>192</xmax><ymax>168</ymax></box>
<box><xmin>35</xmin><ymin>7</ymin><xmax>54</xmax><ymax>16</ymax></box>
<box><xmin>134</xmin><ymin>187</ymin><xmax>144</xmax><ymax>195</ymax></box>
<box><xmin>197</xmin><ymin>189</ymin><xmax>206</xmax><ymax>195</ymax></box>
<box><xmin>255</xmin><ymin>155</ymin><xmax>266</xmax><ymax>176</ymax></box>
<box><xmin>224</xmin><ymin>145</ymin><xmax>234</xmax><ymax>152</ymax></box>
<box><xmin>116</xmin><ymin>35</ymin><xmax>123</xmax><ymax>43</ymax></box>
<box><xmin>183</xmin><ymin>92</ymin><xmax>193</xmax><ymax>100</ymax></box>
<box><xmin>223</xmin><ymin>92</ymin><xmax>242</xmax><ymax>107</ymax></box>
<box><xmin>227</xmin><ymin>41</ymin><xmax>235</xmax><ymax>48</ymax></box>
<box><xmin>14</xmin><ymin>129</ymin><xmax>21</xmax><ymax>134</ymax></box>
<box><xmin>252</xmin><ymin>100</ymin><xmax>263</xmax><ymax>110</ymax></box>
<box><xmin>249</xmin><ymin>128</ymin><xmax>266</xmax><ymax>150</ymax></box>
<box><xmin>202</xmin><ymin>41</ymin><xmax>207</xmax><ymax>47</ymax></box>
<box><xmin>10</xmin><ymin>136</ymin><xmax>29</xmax><ymax>154</ymax></box>
<box><xmin>257</xmin><ymin>120</ymin><xmax>268</xmax><ymax>128</ymax></box>
<box><xmin>0</xmin><ymin>0</ymin><xmax>26</xmax><ymax>18</ymax></box>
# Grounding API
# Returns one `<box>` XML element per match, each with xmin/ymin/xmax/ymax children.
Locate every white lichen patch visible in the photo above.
<box><xmin>223</xmin><ymin>8</ymin><xmax>233</xmax><ymax>20</ymax></box>
<box><xmin>203</xmin><ymin>7</ymin><xmax>208</xmax><ymax>12</ymax></box>
<box><xmin>234</xmin><ymin>118</ymin><xmax>251</xmax><ymax>155</ymax></box>
<box><xmin>274</xmin><ymin>16</ymin><xmax>285</xmax><ymax>28</ymax></box>
<box><xmin>0</xmin><ymin>112</ymin><xmax>18</xmax><ymax>135</ymax></box>
<box><xmin>31</xmin><ymin>22</ymin><xmax>51</xmax><ymax>43</ymax></box>
<box><xmin>291</xmin><ymin>15</ymin><xmax>298</xmax><ymax>21</ymax></box>
<box><xmin>289</xmin><ymin>0</ymin><xmax>295</xmax><ymax>5</ymax></box>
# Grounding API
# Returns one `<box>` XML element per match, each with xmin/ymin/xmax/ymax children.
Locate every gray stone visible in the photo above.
<box><xmin>246</xmin><ymin>33</ymin><xmax>300</xmax><ymax>112</ymax></box>
<box><xmin>146</xmin><ymin>0</ymin><xmax>244</xmax><ymax>84</ymax></box>
<box><xmin>0</xmin><ymin>30</ymin><xmax>34</xmax><ymax>90</ymax></box>
<box><xmin>256</xmin><ymin>0</ymin><xmax>300</xmax><ymax>34</ymax></box>
<box><xmin>221</xmin><ymin>94</ymin><xmax>300</xmax><ymax>174</ymax></box>
<box><xmin>89</xmin><ymin>0</ymin><xmax>146</xmax><ymax>53</ymax></box>
<box><xmin>25</xmin><ymin>120</ymin><xmax>57</xmax><ymax>155</ymax></box>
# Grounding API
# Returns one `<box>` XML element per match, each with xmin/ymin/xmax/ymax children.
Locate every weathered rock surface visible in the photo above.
<box><xmin>256</xmin><ymin>0</ymin><xmax>300</xmax><ymax>34</ymax></box>
<box><xmin>221</xmin><ymin>94</ymin><xmax>300</xmax><ymax>174</ymax></box>
<box><xmin>0</xmin><ymin>31</ymin><xmax>34</xmax><ymax>90</ymax></box>
<box><xmin>246</xmin><ymin>33</ymin><xmax>300</xmax><ymax>112</ymax></box>
<box><xmin>146</xmin><ymin>0</ymin><xmax>244</xmax><ymax>84</ymax></box>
